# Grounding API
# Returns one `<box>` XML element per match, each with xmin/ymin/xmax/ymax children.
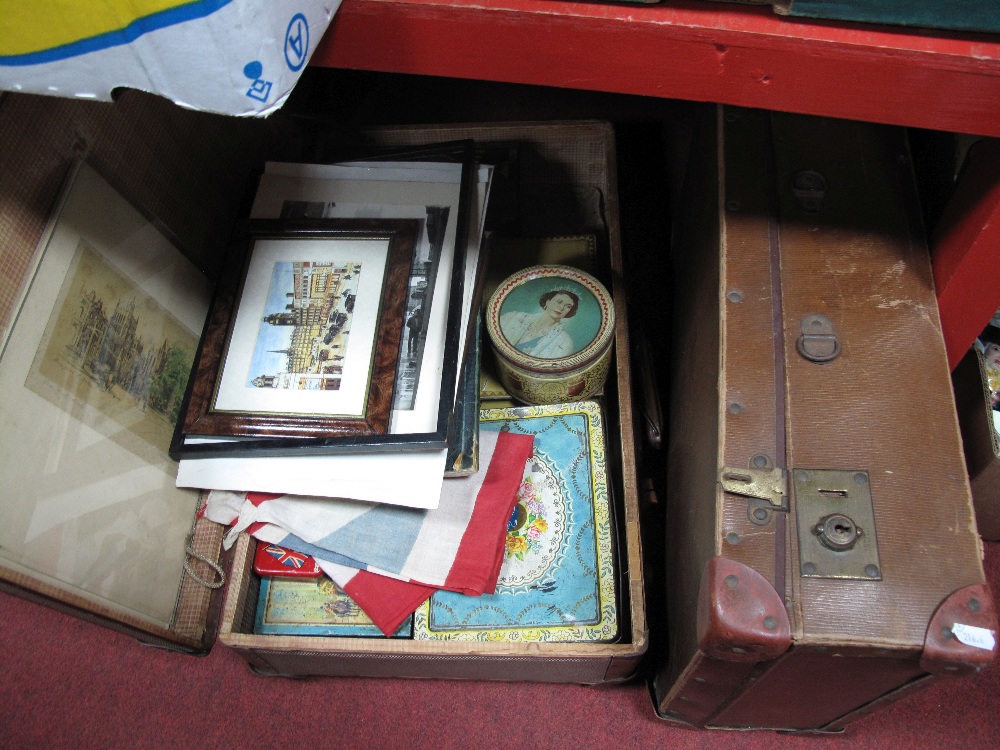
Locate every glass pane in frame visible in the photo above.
<box><xmin>0</xmin><ymin>162</ymin><xmax>212</xmax><ymax>629</ymax></box>
<box><xmin>175</xmin><ymin>219</ymin><xmax>417</xmax><ymax>446</ymax></box>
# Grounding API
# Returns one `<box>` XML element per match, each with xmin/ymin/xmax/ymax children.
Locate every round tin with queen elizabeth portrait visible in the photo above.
<box><xmin>485</xmin><ymin>265</ymin><xmax>615</xmax><ymax>405</ymax></box>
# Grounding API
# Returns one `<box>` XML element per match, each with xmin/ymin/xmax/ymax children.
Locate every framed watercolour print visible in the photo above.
<box><xmin>0</xmin><ymin>161</ymin><xmax>217</xmax><ymax>646</ymax></box>
<box><xmin>172</xmin><ymin>218</ymin><xmax>418</xmax><ymax>451</ymax></box>
<box><xmin>254</xmin><ymin>144</ymin><xmax>480</xmax><ymax>439</ymax></box>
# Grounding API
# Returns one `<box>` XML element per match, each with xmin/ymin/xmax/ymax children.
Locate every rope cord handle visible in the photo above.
<box><xmin>183</xmin><ymin>531</ymin><xmax>225</xmax><ymax>589</ymax></box>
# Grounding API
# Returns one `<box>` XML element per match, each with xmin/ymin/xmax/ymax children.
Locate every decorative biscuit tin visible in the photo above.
<box><xmin>484</xmin><ymin>265</ymin><xmax>615</xmax><ymax>405</ymax></box>
<box><xmin>413</xmin><ymin>401</ymin><xmax>619</xmax><ymax>643</ymax></box>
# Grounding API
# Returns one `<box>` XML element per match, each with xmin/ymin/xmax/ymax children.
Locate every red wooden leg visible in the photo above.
<box><xmin>932</xmin><ymin>138</ymin><xmax>1000</xmax><ymax>370</ymax></box>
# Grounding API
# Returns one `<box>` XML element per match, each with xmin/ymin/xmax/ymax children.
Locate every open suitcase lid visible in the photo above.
<box><xmin>0</xmin><ymin>160</ymin><xmax>227</xmax><ymax>654</ymax></box>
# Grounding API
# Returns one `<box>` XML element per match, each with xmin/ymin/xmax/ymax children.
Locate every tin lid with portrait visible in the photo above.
<box><xmin>485</xmin><ymin>265</ymin><xmax>615</xmax><ymax>374</ymax></box>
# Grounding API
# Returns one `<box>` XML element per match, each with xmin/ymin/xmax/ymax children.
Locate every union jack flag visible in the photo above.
<box><xmin>265</xmin><ymin>544</ymin><xmax>308</xmax><ymax>569</ymax></box>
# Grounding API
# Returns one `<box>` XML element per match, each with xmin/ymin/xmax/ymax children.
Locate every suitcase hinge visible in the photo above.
<box><xmin>719</xmin><ymin>466</ymin><xmax>789</xmax><ymax>513</ymax></box>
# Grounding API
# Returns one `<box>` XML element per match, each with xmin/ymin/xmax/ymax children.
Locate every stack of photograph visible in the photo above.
<box><xmin>169</xmin><ymin>135</ymin><xmax>626</xmax><ymax>646</ymax></box>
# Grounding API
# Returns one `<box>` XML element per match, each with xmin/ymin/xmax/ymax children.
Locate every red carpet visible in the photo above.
<box><xmin>1</xmin><ymin>542</ymin><xmax>998</xmax><ymax>749</ymax></box>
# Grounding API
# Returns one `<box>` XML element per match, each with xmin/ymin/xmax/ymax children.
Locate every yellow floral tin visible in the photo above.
<box><xmin>483</xmin><ymin>265</ymin><xmax>615</xmax><ymax>405</ymax></box>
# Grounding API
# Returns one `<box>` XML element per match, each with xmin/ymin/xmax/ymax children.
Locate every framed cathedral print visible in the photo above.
<box><xmin>173</xmin><ymin>218</ymin><xmax>417</xmax><ymax>452</ymax></box>
<box><xmin>0</xmin><ymin>160</ymin><xmax>215</xmax><ymax>642</ymax></box>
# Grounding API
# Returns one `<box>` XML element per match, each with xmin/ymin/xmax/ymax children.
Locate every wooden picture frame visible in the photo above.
<box><xmin>173</xmin><ymin>218</ymin><xmax>417</xmax><ymax>450</ymax></box>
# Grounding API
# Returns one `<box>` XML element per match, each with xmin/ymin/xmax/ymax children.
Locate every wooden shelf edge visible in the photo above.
<box><xmin>311</xmin><ymin>0</ymin><xmax>1000</xmax><ymax>137</ymax></box>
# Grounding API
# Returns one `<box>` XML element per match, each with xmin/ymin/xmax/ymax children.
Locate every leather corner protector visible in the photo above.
<box><xmin>921</xmin><ymin>583</ymin><xmax>998</xmax><ymax>676</ymax></box>
<box><xmin>696</xmin><ymin>556</ymin><xmax>791</xmax><ymax>663</ymax></box>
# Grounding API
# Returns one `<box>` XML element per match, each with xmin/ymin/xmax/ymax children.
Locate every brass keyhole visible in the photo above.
<box><xmin>815</xmin><ymin>513</ymin><xmax>863</xmax><ymax>551</ymax></box>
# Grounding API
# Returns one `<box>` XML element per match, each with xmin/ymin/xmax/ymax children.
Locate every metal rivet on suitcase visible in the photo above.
<box><xmin>748</xmin><ymin>499</ymin><xmax>772</xmax><ymax>526</ymax></box>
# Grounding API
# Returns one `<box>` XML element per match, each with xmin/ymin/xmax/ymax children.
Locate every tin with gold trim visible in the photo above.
<box><xmin>484</xmin><ymin>265</ymin><xmax>615</xmax><ymax>405</ymax></box>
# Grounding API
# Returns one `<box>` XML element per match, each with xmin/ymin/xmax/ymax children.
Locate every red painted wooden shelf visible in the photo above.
<box><xmin>314</xmin><ymin>0</ymin><xmax>1000</xmax><ymax>137</ymax></box>
<box><xmin>312</xmin><ymin>0</ymin><xmax>1000</xmax><ymax>364</ymax></box>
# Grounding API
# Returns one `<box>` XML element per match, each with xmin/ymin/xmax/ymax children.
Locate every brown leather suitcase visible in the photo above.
<box><xmin>652</xmin><ymin>106</ymin><xmax>998</xmax><ymax>732</ymax></box>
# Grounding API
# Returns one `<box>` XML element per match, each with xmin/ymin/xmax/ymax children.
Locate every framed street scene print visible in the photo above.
<box><xmin>173</xmin><ymin>218</ymin><xmax>418</xmax><ymax>451</ymax></box>
<box><xmin>252</xmin><ymin>143</ymin><xmax>478</xmax><ymax>439</ymax></box>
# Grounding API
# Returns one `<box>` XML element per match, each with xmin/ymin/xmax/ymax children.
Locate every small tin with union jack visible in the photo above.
<box><xmin>252</xmin><ymin>542</ymin><xmax>322</xmax><ymax>578</ymax></box>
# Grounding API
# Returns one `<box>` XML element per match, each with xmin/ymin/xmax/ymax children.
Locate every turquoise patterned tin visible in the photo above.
<box><xmin>412</xmin><ymin>400</ymin><xmax>618</xmax><ymax>643</ymax></box>
<box><xmin>484</xmin><ymin>265</ymin><xmax>615</xmax><ymax>406</ymax></box>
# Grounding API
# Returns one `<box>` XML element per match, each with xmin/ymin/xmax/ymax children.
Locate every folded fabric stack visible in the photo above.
<box><xmin>203</xmin><ymin>430</ymin><xmax>534</xmax><ymax>635</ymax></box>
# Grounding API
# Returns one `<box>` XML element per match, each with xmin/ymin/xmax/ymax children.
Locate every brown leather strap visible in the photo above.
<box><xmin>762</xmin><ymin>111</ymin><xmax>788</xmax><ymax>602</ymax></box>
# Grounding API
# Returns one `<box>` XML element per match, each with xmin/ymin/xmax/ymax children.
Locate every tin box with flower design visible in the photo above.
<box><xmin>412</xmin><ymin>400</ymin><xmax>619</xmax><ymax>643</ymax></box>
<box><xmin>484</xmin><ymin>265</ymin><xmax>615</xmax><ymax>405</ymax></box>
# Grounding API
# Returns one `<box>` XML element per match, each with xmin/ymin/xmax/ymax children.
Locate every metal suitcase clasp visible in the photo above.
<box><xmin>720</xmin><ymin>466</ymin><xmax>789</xmax><ymax>527</ymax></box>
<box><xmin>794</xmin><ymin>469</ymin><xmax>882</xmax><ymax>581</ymax></box>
